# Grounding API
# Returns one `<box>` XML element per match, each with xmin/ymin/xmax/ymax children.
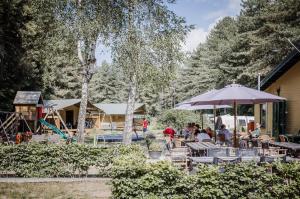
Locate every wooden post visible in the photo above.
<box><xmin>234</xmin><ymin>101</ymin><xmax>237</xmax><ymax>147</ymax></box>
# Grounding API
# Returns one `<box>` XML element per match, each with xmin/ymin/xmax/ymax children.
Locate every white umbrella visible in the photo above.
<box><xmin>188</xmin><ymin>84</ymin><xmax>286</xmax><ymax>147</ymax></box>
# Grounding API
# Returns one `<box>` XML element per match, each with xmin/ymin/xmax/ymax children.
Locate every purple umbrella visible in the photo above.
<box><xmin>188</xmin><ymin>84</ymin><xmax>286</xmax><ymax>147</ymax></box>
<box><xmin>175</xmin><ymin>104</ymin><xmax>230</xmax><ymax>110</ymax></box>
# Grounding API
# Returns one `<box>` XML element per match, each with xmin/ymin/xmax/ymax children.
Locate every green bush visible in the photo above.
<box><xmin>158</xmin><ymin>109</ymin><xmax>201</xmax><ymax>130</ymax></box>
<box><xmin>0</xmin><ymin>143</ymin><xmax>143</xmax><ymax>177</ymax></box>
<box><xmin>111</xmin><ymin>157</ymin><xmax>300</xmax><ymax>199</ymax></box>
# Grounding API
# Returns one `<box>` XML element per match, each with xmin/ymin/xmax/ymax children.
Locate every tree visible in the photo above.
<box><xmin>89</xmin><ymin>62</ymin><xmax>127</xmax><ymax>103</ymax></box>
<box><xmin>52</xmin><ymin>0</ymin><xmax>125</xmax><ymax>143</ymax></box>
<box><xmin>111</xmin><ymin>0</ymin><xmax>190</xmax><ymax>144</ymax></box>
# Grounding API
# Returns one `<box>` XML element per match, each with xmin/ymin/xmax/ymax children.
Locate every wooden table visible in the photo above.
<box><xmin>269</xmin><ymin>142</ymin><xmax>300</xmax><ymax>157</ymax></box>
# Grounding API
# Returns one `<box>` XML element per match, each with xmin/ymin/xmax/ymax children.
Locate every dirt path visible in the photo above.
<box><xmin>0</xmin><ymin>178</ymin><xmax>112</xmax><ymax>199</ymax></box>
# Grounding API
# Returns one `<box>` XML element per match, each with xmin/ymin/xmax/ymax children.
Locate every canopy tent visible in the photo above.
<box><xmin>188</xmin><ymin>84</ymin><xmax>286</xmax><ymax>147</ymax></box>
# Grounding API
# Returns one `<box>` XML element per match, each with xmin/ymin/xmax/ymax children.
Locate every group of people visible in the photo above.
<box><xmin>183</xmin><ymin>123</ymin><xmax>214</xmax><ymax>142</ymax></box>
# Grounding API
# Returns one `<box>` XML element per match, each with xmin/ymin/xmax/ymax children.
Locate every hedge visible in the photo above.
<box><xmin>0</xmin><ymin>143</ymin><xmax>143</xmax><ymax>177</ymax></box>
<box><xmin>111</xmin><ymin>155</ymin><xmax>300</xmax><ymax>199</ymax></box>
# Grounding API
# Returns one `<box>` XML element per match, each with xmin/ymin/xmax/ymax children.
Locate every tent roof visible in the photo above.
<box><xmin>13</xmin><ymin>91</ymin><xmax>43</xmax><ymax>105</ymax></box>
<box><xmin>94</xmin><ymin>103</ymin><xmax>145</xmax><ymax>115</ymax></box>
<box><xmin>44</xmin><ymin>99</ymin><xmax>103</xmax><ymax>113</ymax></box>
<box><xmin>44</xmin><ymin>99</ymin><xmax>81</xmax><ymax>110</ymax></box>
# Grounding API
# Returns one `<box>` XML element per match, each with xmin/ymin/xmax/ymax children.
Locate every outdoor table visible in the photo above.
<box><xmin>286</xmin><ymin>134</ymin><xmax>300</xmax><ymax>143</ymax></box>
<box><xmin>185</xmin><ymin>142</ymin><xmax>220</xmax><ymax>156</ymax></box>
<box><xmin>269</xmin><ymin>142</ymin><xmax>300</xmax><ymax>157</ymax></box>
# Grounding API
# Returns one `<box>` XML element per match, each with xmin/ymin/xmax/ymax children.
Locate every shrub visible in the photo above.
<box><xmin>111</xmin><ymin>158</ymin><xmax>300</xmax><ymax>199</ymax></box>
<box><xmin>0</xmin><ymin>143</ymin><xmax>143</xmax><ymax>177</ymax></box>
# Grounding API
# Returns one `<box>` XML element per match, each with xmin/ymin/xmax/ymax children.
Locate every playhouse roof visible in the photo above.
<box><xmin>13</xmin><ymin>91</ymin><xmax>43</xmax><ymax>105</ymax></box>
<box><xmin>94</xmin><ymin>103</ymin><xmax>145</xmax><ymax>115</ymax></box>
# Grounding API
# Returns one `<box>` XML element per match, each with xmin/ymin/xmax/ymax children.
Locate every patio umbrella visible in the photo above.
<box><xmin>174</xmin><ymin>103</ymin><xmax>231</xmax><ymax>129</ymax></box>
<box><xmin>176</xmin><ymin>90</ymin><xmax>231</xmax><ymax>132</ymax></box>
<box><xmin>189</xmin><ymin>84</ymin><xmax>286</xmax><ymax>147</ymax></box>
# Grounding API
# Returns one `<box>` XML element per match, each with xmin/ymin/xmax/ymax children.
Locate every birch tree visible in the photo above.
<box><xmin>55</xmin><ymin>0</ymin><xmax>123</xmax><ymax>143</ymax></box>
<box><xmin>111</xmin><ymin>0</ymin><xmax>190</xmax><ymax>144</ymax></box>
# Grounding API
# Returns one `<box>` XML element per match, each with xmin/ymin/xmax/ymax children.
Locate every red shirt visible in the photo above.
<box><xmin>163</xmin><ymin>127</ymin><xmax>175</xmax><ymax>139</ymax></box>
<box><xmin>143</xmin><ymin>120</ymin><xmax>148</xmax><ymax>128</ymax></box>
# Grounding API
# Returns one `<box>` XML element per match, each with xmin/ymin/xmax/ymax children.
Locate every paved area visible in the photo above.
<box><xmin>0</xmin><ymin>177</ymin><xmax>110</xmax><ymax>183</ymax></box>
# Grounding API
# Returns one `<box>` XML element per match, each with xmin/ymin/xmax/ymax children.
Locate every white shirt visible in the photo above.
<box><xmin>197</xmin><ymin>133</ymin><xmax>211</xmax><ymax>142</ymax></box>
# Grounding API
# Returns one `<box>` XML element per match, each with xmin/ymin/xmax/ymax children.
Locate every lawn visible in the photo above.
<box><xmin>0</xmin><ymin>179</ymin><xmax>111</xmax><ymax>199</ymax></box>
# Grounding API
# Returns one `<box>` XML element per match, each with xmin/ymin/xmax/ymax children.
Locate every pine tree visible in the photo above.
<box><xmin>89</xmin><ymin>62</ymin><xmax>127</xmax><ymax>103</ymax></box>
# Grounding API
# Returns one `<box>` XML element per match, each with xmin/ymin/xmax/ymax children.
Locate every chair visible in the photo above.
<box><xmin>170</xmin><ymin>147</ymin><xmax>189</xmax><ymax>170</ymax></box>
<box><xmin>207</xmin><ymin>148</ymin><xmax>229</xmax><ymax>157</ymax></box>
<box><xmin>279</xmin><ymin>135</ymin><xmax>288</xmax><ymax>142</ymax></box>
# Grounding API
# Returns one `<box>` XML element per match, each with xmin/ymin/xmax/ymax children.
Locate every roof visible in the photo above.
<box><xmin>94</xmin><ymin>103</ymin><xmax>145</xmax><ymax>115</ymax></box>
<box><xmin>260</xmin><ymin>48</ymin><xmax>300</xmax><ymax>90</ymax></box>
<box><xmin>44</xmin><ymin>99</ymin><xmax>81</xmax><ymax>110</ymax></box>
<box><xmin>13</xmin><ymin>91</ymin><xmax>43</xmax><ymax>105</ymax></box>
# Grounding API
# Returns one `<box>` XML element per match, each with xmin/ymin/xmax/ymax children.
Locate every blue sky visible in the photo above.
<box><xmin>96</xmin><ymin>0</ymin><xmax>242</xmax><ymax>64</ymax></box>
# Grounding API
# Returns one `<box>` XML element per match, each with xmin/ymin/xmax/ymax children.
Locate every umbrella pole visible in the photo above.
<box><xmin>213</xmin><ymin>105</ymin><xmax>216</xmax><ymax>141</ymax></box>
<box><xmin>201</xmin><ymin>111</ymin><xmax>204</xmax><ymax>129</ymax></box>
<box><xmin>234</xmin><ymin>101</ymin><xmax>237</xmax><ymax>147</ymax></box>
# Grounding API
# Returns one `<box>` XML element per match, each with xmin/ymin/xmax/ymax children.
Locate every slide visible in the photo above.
<box><xmin>39</xmin><ymin>119</ymin><xmax>72</xmax><ymax>141</ymax></box>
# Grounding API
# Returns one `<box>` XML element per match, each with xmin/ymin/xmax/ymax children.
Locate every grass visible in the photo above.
<box><xmin>0</xmin><ymin>180</ymin><xmax>111</xmax><ymax>199</ymax></box>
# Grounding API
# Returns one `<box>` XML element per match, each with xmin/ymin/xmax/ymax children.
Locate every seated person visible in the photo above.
<box><xmin>249</xmin><ymin>123</ymin><xmax>261</xmax><ymax>138</ymax></box>
<box><xmin>205</xmin><ymin>127</ymin><xmax>213</xmax><ymax>138</ymax></box>
<box><xmin>218</xmin><ymin>124</ymin><xmax>232</xmax><ymax>146</ymax></box>
<box><xmin>183</xmin><ymin>123</ymin><xmax>192</xmax><ymax>140</ymax></box>
<box><xmin>196</xmin><ymin>129</ymin><xmax>211</xmax><ymax>142</ymax></box>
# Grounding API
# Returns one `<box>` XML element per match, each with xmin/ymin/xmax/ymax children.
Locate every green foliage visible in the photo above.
<box><xmin>0</xmin><ymin>143</ymin><xmax>143</xmax><ymax>177</ymax></box>
<box><xmin>112</xmin><ymin>158</ymin><xmax>300</xmax><ymax>199</ymax></box>
<box><xmin>158</xmin><ymin>109</ymin><xmax>201</xmax><ymax>130</ymax></box>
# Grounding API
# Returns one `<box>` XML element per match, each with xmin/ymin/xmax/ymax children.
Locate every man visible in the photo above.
<box><xmin>142</xmin><ymin>118</ymin><xmax>149</xmax><ymax>134</ymax></box>
<box><xmin>218</xmin><ymin>124</ymin><xmax>232</xmax><ymax>146</ymax></box>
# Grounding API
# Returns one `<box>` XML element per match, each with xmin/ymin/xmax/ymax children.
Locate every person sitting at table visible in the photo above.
<box><xmin>205</xmin><ymin>127</ymin><xmax>213</xmax><ymax>138</ymax></box>
<box><xmin>196</xmin><ymin>129</ymin><xmax>211</xmax><ymax>142</ymax></box>
<box><xmin>248</xmin><ymin>123</ymin><xmax>261</xmax><ymax>147</ymax></box>
<box><xmin>218</xmin><ymin>124</ymin><xmax>232</xmax><ymax>146</ymax></box>
<box><xmin>183</xmin><ymin>123</ymin><xmax>192</xmax><ymax>140</ymax></box>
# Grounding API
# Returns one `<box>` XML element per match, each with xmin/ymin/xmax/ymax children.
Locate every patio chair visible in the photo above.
<box><xmin>207</xmin><ymin>148</ymin><xmax>229</xmax><ymax>157</ymax></box>
<box><xmin>237</xmin><ymin>148</ymin><xmax>260</xmax><ymax>163</ymax></box>
<box><xmin>213</xmin><ymin>157</ymin><xmax>241</xmax><ymax>164</ymax></box>
<box><xmin>170</xmin><ymin>147</ymin><xmax>189</xmax><ymax>170</ymax></box>
<box><xmin>279</xmin><ymin>135</ymin><xmax>289</xmax><ymax>142</ymax></box>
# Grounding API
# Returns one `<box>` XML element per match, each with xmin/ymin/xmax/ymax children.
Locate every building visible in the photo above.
<box><xmin>44</xmin><ymin>99</ymin><xmax>104</xmax><ymax>130</ymax></box>
<box><xmin>94</xmin><ymin>103</ymin><xmax>146</xmax><ymax>130</ymax></box>
<box><xmin>13</xmin><ymin>91</ymin><xmax>44</xmax><ymax>131</ymax></box>
<box><xmin>254</xmin><ymin>49</ymin><xmax>300</xmax><ymax>137</ymax></box>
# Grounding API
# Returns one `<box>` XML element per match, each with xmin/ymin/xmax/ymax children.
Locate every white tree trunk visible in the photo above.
<box><xmin>77</xmin><ymin>75</ymin><xmax>89</xmax><ymax>143</ymax></box>
<box><xmin>123</xmin><ymin>79</ymin><xmax>137</xmax><ymax>145</ymax></box>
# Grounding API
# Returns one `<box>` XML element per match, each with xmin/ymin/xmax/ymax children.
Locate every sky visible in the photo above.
<box><xmin>96</xmin><ymin>0</ymin><xmax>242</xmax><ymax>65</ymax></box>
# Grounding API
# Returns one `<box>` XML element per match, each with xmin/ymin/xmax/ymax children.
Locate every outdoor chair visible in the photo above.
<box><xmin>237</xmin><ymin>148</ymin><xmax>260</xmax><ymax>163</ymax></box>
<box><xmin>170</xmin><ymin>147</ymin><xmax>189</xmax><ymax>170</ymax></box>
<box><xmin>207</xmin><ymin>148</ymin><xmax>229</xmax><ymax>157</ymax></box>
<box><xmin>213</xmin><ymin>157</ymin><xmax>241</xmax><ymax>164</ymax></box>
<box><xmin>279</xmin><ymin>135</ymin><xmax>289</xmax><ymax>142</ymax></box>
<box><xmin>260</xmin><ymin>142</ymin><xmax>287</xmax><ymax>156</ymax></box>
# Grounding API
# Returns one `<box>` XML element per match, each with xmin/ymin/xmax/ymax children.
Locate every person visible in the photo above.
<box><xmin>183</xmin><ymin>123</ymin><xmax>192</xmax><ymax>140</ymax></box>
<box><xmin>163</xmin><ymin>125</ymin><xmax>176</xmax><ymax>149</ymax></box>
<box><xmin>205</xmin><ymin>127</ymin><xmax>213</xmax><ymax>138</ymax></box>
<box><xmin>248</xmin><ymin>123</ymin><xmax>261</xmax><ymax>147</ymax></box>
<box><xmin>218</xmin><ymin>124</ymin><xmax>232</xmax><ymax>146</ymax></box>
<box><xmin>143</xmin><ymin>118</ymin><xmax>149</xmax><ymax>133</ymax></box>
<box><xmin>196</xmin><ymin>129</ymin><xmax>211</xmax><ymax>142</ymax></box>
<box><xmin>215</xmin><ymin>112</ymin><xmax>222</xmax><ymax>131</ymax></box>
<box><xmin>249</xmin><ymin>123</ymin><xmax>261</xmax><ymax>138</ymax></box>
